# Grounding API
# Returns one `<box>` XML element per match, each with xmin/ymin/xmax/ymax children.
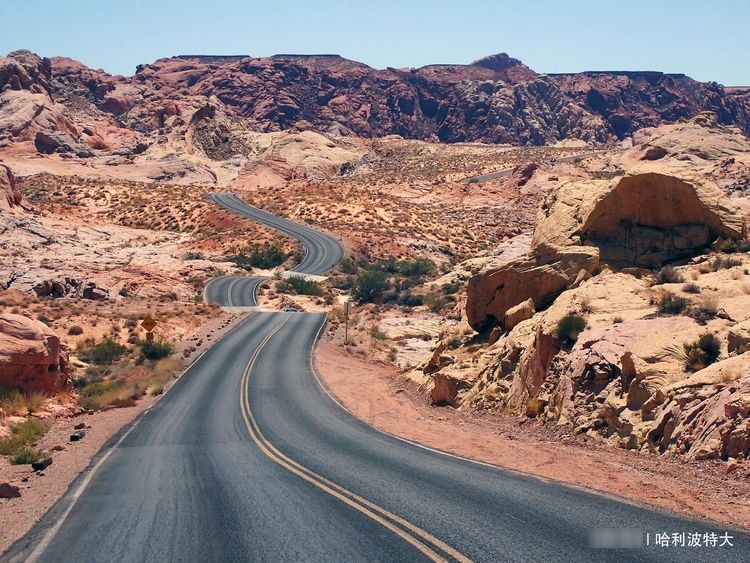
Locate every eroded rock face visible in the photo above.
<box><xmin>0</xmin><ymin>164</ymin><xmax>21</xmax><ymax>210</ymax></box>
<box><xmin>533</xmin><ymin>172</ymin><xmax>744</xmax><ymax>267</ymax></box>
<box><xmin>466</xmin><ymin>245</ymin><xmax>599</xmax><ymax>331</ymax></box>
<box><xmin>0</xmin><ymin>314</ymin><xmax>71</xmax><ymax>394</ymax></box>
<box><xmin>38</xmin><ymin>51</ymin><xmax>750</xmax><ymax>145</ymax></box>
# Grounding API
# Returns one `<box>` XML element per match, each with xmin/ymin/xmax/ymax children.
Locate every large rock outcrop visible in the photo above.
<box><xmin>0</xmin><ymin>314</ymin><xmax>71</xmax><ymax>394</ymax></box>
<box><xmin>466</xmin><ymin>245</ymin><xmax>599</xmax><ymax>331</ymax></box>
<box><xmin>533</xmin><ymin>172</ymin><xmax>744</xmax><ymax>267</ymax></box>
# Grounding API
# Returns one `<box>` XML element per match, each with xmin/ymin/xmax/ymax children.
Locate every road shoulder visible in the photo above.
<box><xmin>314</xmin><ymin>340</ymin><xmax>750</xmax><ymax>531</ymax></box>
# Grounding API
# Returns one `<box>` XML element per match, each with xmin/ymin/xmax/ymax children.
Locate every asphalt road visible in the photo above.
<box><xmin>8</xmin><ymin>194</ymin><xmax>750</xmax><ymax>562</ymax></box>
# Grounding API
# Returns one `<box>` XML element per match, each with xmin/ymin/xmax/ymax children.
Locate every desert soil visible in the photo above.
<box><xmin>314</xmin><ymin>340</ymin><xmax>750</xmax><ymax>532</ymax></box>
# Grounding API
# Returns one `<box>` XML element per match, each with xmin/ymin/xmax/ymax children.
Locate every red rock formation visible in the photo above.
<box><xmin>0</xmin><ymin>314</ymin><xmax>71</xmax><ymax>394</ymax></box>
<box><xmin>37</xmin><ymin>51</ymin><xmax>750</xmax><ymax>147</ymax></box>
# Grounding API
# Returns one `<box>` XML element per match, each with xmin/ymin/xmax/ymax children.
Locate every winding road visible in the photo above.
<box><xmin>7</xmin><ymin>193</ymin><xmax>749</xmax><ymax>562</ymax></box>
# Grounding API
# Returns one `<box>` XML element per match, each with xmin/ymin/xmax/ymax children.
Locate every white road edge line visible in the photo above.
<box><xmin>306</xmin><ymin>315</ymin><xmax>673</xmax><ymax>506</ymax></box>
<box><xmin>25</xmin><ymin>312</ymin><xmax>256</xmax><ymax>561</ymax></box>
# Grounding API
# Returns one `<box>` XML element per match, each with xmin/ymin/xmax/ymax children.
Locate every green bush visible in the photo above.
<box><xmin>82</xmin><ymin>338</ymin><xmax>126</xmax><ymax>364</ymax></box>
<box><xmin>80</xmin><ymin>379</ymin><xmax>124</xmax><ymax>397</ymax></box>
<box><xmin>140</xmin><ymin>340</ymin><xmax>174</xmax><ymax>361</ymax></box>
<box><xmin>232</xmin><ymin>242</ymin><xmax>287</xmax><ymax>270</ymax></box>
<box><xmin>683</xmin><ymin>334</ymin><xmax>721</xmax><ymax>372</ymax></box>
<box><xmin>0</xmin><ymin>419</ymin><xmax>50</xmax><ymax>455</ymax></box>
<box><xmin>278</xmin><ymin>276</ymin><xmax>323</xmax><ymax>296</ymax></box>
<box><xmin>557</xmin><ymin>314</ymin><xmax>587</xmax><ymax>343</ymax></box>
<box><xmin>67</xmin><ymin>325</ymin><xmax>84</xmax><ymax>336</ymax></box>
<box><xmin>658</xmin><ymin>292</ymin><xmax>690</xmax><ymax>315</ymax></box>
<box><xmin>395</xmin><ymin>257</ymin><xmax>436</xmax><ymax>277</ymax></box>
<box><xmin>351</xmin><ymin>270</ymin><xmax>389</xmax><ymax>302</ymax></box>
<box><xmin>11</xmin><ymin>446</ymin><xmax>48</xmax><ymax>465</ymax></box>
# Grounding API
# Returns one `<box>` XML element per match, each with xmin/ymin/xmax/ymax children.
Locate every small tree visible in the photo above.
<box><xmin>351</xmin><ymin>270</ymin><xmax>389</xmax><ymax>302</ymax></box>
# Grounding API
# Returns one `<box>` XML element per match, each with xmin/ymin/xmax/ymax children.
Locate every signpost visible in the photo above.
<box><xmin>344</xmin><ymin>300</ymin><xmax>351</xmax><ymax>345</ymax></box>
<box><xmin>141</xmin><ymin>316</ymin><xmax>157</xmax><ymax>342</ymax></box>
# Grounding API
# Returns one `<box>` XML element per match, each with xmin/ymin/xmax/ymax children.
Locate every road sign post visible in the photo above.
<box><xmin>344</xmin><ymin>300</ymin><xmax>351</xmax><ymax>345</ymax></box>
<box><xmin>141</xmin><ymin>316</ymin><xmax>157</xmax><ymax>342</ymax></box>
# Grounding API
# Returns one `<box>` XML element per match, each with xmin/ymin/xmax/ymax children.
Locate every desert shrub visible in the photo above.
<box><xmin>231</xmin><ymin>242</ymin><xmax>287</xmax><ymax>270</ymax></box>
<box><xmin>395</xmin><ymin>257</ymin><xmax>436</xmax><ymax>277</ymax></box>
<box><xmin>702</xmin><ymin>256</ymin><xmax>743</xmax><ymax>272</ymax></box>
<box><xmin>147</xmin><ymin>385</ymin><xmax>164</xmax><ymax>397</ymax></box>
<box><xmin>579</xmin><ymin>297</ymin><xmax>594</xmax><ymax>314</ymax></box>
<box><xmin>720</xmin><ymin>239</ymin><xmax>739</xmax><ymax>254</ymax></box>
<box><xmin>658</xmin><ymin>292</ymin><xmax>690</xmax><ymax>315</ymax></box>
<box><xmin>682</xmin><ymin>282</ymin><xmax>701</xmax><ymax>294</ymax></box>
<box><xmin>683</xmin><ymin>334</ymin><xmax>721</xmax><ymax>372</ymax></box>
<box><xmin>277</xmin><ymin>276</ymin><xmax>323</xmax><ymax>296</ymax></box>
<box><xmin>78</xmin><ymin>380</ymin><xmax>135</xmax><ymax>411</ymax></box>
<box><xmin>655</xmin><ymin>266</ymin><xmax>683</xmax><ymax>284</ymax></box>
<box><xmin>10</xmin><ymin>446</ymin><xmax>48</xmax><ymax>465</ymax></box>
<box><xmin>338</xmin><ymin>257</ymin><xmax>359</xmax><ymax>275</ymax></box>
<box><xmin>82</xmin><ymin>338</ymin><xmax>126</xmax><ymax>364</ymax></box>
<box><xmin>442</xmin><ymin>281</ymin><xmax>461</xmax><ymax>295</ymax></box>
<box><xmin>79</xmin><ymin>379</ymin><xmax>124</xmax><ymax>398</ymax></box>
<box><xmin>557</xmin><ymin>314</ymin><xmax>587</xmax><ymax>343</ymax></box>
<box><xmin>689</xmin><ymin>298</ymin><xmax>718</xmax><ymax>326</ymax></box>
<box><xmin>383</xmin><ymin>291</ymin><xmax>424</xmax><ymax>307</ymax></box>
<box><xmin>423</xmin><ymin>293</ymin><xmax>450</xmax><ymax>314</ymax></box>
<box><xmin>37</xmin><ymin>315</ymin><xmax>52</xmax><ymax>326</ymax></box>
<box><xmin>369</xmin><ymin>325</ymin><xmax>388</xmax><ymax>341</ymax></box>
<box><xmin>67</xmin><ymin>325</ymin><xmax>84</xmax><ymax>336</ymax></box>
<box><xmin>446</xmin><ymin>337</ymin><xmax>462</xmax><ymax>350</ymax></box>
<box><xmin>612</xmin><ymin>316</ymin><xmax>624</xmax><ymax>324</ymax></box>
<box><xmin>140</xmin><ymin>340</ymin><xmax>174</xmax><ymax>361</ymax></box>
<box><xmin>183</xmin><ymin>251</ymin><xmax>205</xmax><ymax>260</ymax></box>
<box><xmin>0</xmin><ymin>388</ymin><xmax>46</xmax><ymax>415</ymax></box>
<box><xmin>351</xmin><ymin>270</ymin><xmax>389</xmax><ymax>302</ymax></box>
<box><xmin>0</xmin><ymin>419</ymin><xmax>51</xmax><ymax>455</ymax></box>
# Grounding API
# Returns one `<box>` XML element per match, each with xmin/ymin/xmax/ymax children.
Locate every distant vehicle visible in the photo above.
<box><xmin>284</xmin><ymin>307</ymin><xmax>298</xmax><ymax>312</ymax></box>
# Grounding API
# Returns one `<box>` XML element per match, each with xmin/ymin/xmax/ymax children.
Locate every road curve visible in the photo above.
<box><xmin>8</xmin><ymin>194</ymin><xmax>750</xmax><ymax>562</ymax></box>
<box><xmin>211</xmin><ymin>193</ymin><xmax>345</xmax><ymax>276</ymax></box>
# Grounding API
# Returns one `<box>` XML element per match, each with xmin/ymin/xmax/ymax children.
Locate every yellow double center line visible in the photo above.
<box><xmin>239</xmin><ymin>314</ymin><xmax>471</xmax><ymax>563</ymax></box>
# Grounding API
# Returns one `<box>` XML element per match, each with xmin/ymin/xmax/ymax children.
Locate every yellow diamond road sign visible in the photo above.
<box><xmin>141</xmin><ymin>316</ymin><xmax>157</xmax><ymax>333</ymax></box>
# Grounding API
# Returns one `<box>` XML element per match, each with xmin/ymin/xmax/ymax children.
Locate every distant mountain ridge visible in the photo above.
<box><xmin>1</xmin><ymin>49</ymin><xmax>748</xmax><ymax>147</ymax></box>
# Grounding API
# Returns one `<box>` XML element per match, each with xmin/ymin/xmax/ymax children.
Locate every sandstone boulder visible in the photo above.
<box><xmin>0</xmin><ymin>314</ymin><xmax>71</xmax><ymax>394</ymax></box>
<box><xmin>728</xmin><ymin>320</ymin><xmax>750</xmax><ymax>355</ymax></box>
<box><xmin>430</xmin><ymin>372</ymin><xmax>467</xmax><ymax>407</ymax></box>
<box><xmin>504</xmin><ymin>298</ymin><xmax>535</xmax><ymax>331</ymax></box>
<box><xmin>466</xmin><ymin>245</ymin><xmax>599</xmax><ymax>331</ymax></box>
<box><xmin>533</xmin><ymin>172</ymin><xmax>744</xmax><ymax>267</ymax></box>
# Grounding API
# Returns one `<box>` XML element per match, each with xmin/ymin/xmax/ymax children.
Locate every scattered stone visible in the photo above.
<box><xmin>31</xmin><ymin>457</ymin><xmax>53</xmax><ymax>471</ymax></box>
<box><xmin>70</xmin><ymin>429</ymin><xmax>85</xmax><ymax>441</ymax></box>
<box><xmin>0</xmin><ymin>482</ymin><xmax>21</xmax><ymax>498</ymax></box>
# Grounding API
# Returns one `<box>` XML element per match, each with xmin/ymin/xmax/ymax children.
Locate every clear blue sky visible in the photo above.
<box><xmin>1</xmin><ymin>0</ymin><xmax>748</xmax><ymax>85</ymax></box>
